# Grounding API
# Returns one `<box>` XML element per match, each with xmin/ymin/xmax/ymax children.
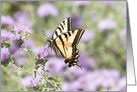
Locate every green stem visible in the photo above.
<box><xmin>12</xmin><ymin>63</ymin><xmax>32</xmax><ymax>74</ymax></box>
<box><xmin>24</xmin><ymin>43</ymin><xmax>35</xmax><ymax>67</ymax></box>
<box><xmin>16</xmin><ymin>70</ymin><xmax>28</xmax><ymax>91</ymax></box>
<box><xmin>24</xmin><ymin>42</ymin><xmax>56</xmax><ymax>88</ymax></box>
<box><xmin>10</xmin><ymin>58</ymin><xmax>32</xmax><ymax>74</ymax></box>
<box><xmin>10</xmin><ymin>58</ymin><xmax>28</xmax><ymax>91</ymax></box>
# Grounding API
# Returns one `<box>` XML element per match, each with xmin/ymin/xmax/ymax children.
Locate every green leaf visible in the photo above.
<box><xmin>13</xmin><ymin>52</ymin><xmax>20</xmax><ymax>56</ymax></box>
<box><xmin>27</xmin><ymin>87</ymin><xmax>32</xmax><ymax>91</ymax></box>
<box><xmin>20</xmin><ymin>65</ymin><xmax>23</xmax><ymax>68</ymax></box>
<box><xmin>35</xmin><ymin>64</ymin><xmax>41</xmax><ymax>70</ymax></box>
<box><xmin>57</xmin><ymin>72</ymin><xmax>67</xmax><ymax>81</ymax></box>
<box><xmin>33</xmin><ymin>71</ymin><xmax>36</xmax><ymax>78</ymax></box>
<box><xmin>48</xmin><ymin>77</ymin><xmax>60</xmax><ymax>83</ymax></box>
<box><xmin>57</xmin><ymin>84</ymin><xmax>62</xmax><ymax>91</ymax></box>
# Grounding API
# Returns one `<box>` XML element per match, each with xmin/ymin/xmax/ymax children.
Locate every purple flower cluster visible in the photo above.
<box><xmin>1</xmin><ymin>29</ymin><xmax>14</xmax><ymax>43</ymax></box>
<box><xmin>1</xmin><ymin>47</ymin><xmax>10</xmax><ymax>62</ymax></box>
<box><xmin>120</xmin><ymin>28</ymin><xmax>126</xmax><ymax>36</ymax></box>
<box><xmin>61</xmin><ymin>69</ymin><xmax>126</xmax><ymax>91</ymax></box>
<box><xmin>97</xmin><ymin>19</ymin><xmax>117</xmax><ymax>30</ymax></box>
<box><xmin>44</xmin><ymin>57</ymin><xmax>66</xmax><ymax>74</ymax></box>
<box><xmin>68</xmin><ymin>14</ymin><xmax>83</xmax><ymax>28</ymax></box>
<box><xmin>78</xmin><ymin>51</ymin><xmax>96</xmax><ymax>69</ymax></box>
<box><xmin>37</xmin><ymin>3</ymin><xmax>58</xmax><ymax>17</ymax></box>
<box><xmin>81</xmin><ymin>29</ymin><xmax>95</xmax><ymax>42</ymax></box>
<box><xmin>14</xmin><ymin>11</ymin><xmax>32</xmax><ymax>27</ymax></box>
<box><xmin>1</xmin><ymin>15</ymin><xmax>14</xmax><ymax>25</ymax></box>
<box><xmin>74</xmin><ymin>1</ymin><xmax>90</xmax><ymax>6</ymax></box>
<box><xmin>21</xmin><ymin>73</ymin><xmax>41</xmax><ymax>87</ymax></box>
<box><xmin>35</xmin><ymin>45</ymin><xmax>49</xmax><ymax>60</ymax></box>
<box><xmin>13</xmin><ymin>24</ymin><xmax>32</xmax><ymax>40</ymax></box>
<box><xmin>21</xmin><ymin>76</ymin><xmax>33</xmax><ymax>87</ymax></box>
<box><xmin>105</xmin><ymin>1</ymin><xmax>116</xmax><ymax>7</ymax></box>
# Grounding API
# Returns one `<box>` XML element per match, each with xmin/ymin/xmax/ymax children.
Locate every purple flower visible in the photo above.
<box><xmin>76</xmin><ymin>73</ymin><xmax>93</xmax><ymax>90</ymax></box>
<box><xmin>98</xmin><ymin>19</ymin><xmax>117</xmax><ymax>30</ymax></box>
<box><xmin>110</xmin><ymin>69</ymin><xmax>120</xmax><ymax>79</ymax></box>
<box><xmin>9</xmin><ymin>42</ymin><xmax>20</xmax><ymax>55</ymax></box>
<box><xmin>78</xmin><ymin>51</ymin><xmax>96</xmax><ymax>69</ymax></box>
<box><xmin>13</xmin><ymin>24</ymin><xmax>32</xmax><ymax>40</ymax></box>
<box><xmin>30</xmin><ymin>78</ymin><xmax>37</xmax><ymax>87</ymax></box>
<box><xmin>44</xmin><ymin>57</ymin><xmax>66</xmax><ymax>73</ymax></box>
<box><xmin>35</xmin><ymin>45</ymin><xmax>49</xmax><ymax>60</ymax></box>
<box><xmin>74</xmin><ymin>1</ymin><xmax>90</xmax><ymax>6</ymax></box>
<box><xmin>117</xmin><ymin>77</ymin><xmax>126</xmax><ymax>91</ymax></box>
<box><xmin>122</xmin><ymin>7</ymin><xmax>126</xmax><ymax>16</ymax></box>
<box><xmin>102</xmin><ymin>77</ymin><xmax>115</xmax><ymax>88</ymax></box>
<box><xmin>22</xmin><ymin>75</ymin><xmax>41</xmax><ymax>87</ymax></box>
<box><xmin>1</xmin><ymin>47</ymin><xmax>10</xmax><ymax>62</ymax></box>
<box><xmin>21</xmin><ymin>76</ymin><xmax>33</xmax><ymax>87</ymax></box>
<box><xmin>1</xmin><ymin>29</ymin><xmax>14</xmax><ymax>43</ymax></box>
<box><xmin>105</xmin><ymin>1</ymin><xmax>116</xmax><ymax>7</ymax></box>
<box><xmin>1</xmin><ymin>15</ymin><xmax>14</xmax><ymax>25</ymax></box>
<box><xmin>120</xmin><ymin>28</ymin><xmax>126</xmax><ymax>36</ymax></box>
<box><xmin>70</xmin><ymin>81</ymin><xmax>83</xmax><ymax>91</ymax></box>
<box><xmin>30</xmin><ymin>75</ymin><xmax>41</xmax><ymax>87</ymax></box>
<box><xmin>14</xmin><ymin>11</ymin><xmax>32</xmax><ymax>27</ymax></box>
<box><xmin>86</xmin><ymin>76</ymin><xmax>103</xmax><ymax>91</ymax></box>
<box><xmin>81</xmin><ymin>29</ymin><xmax>95</xmax><ymax>42</ymax></box>
<box><xmin>61</xmin><ymin>82</ymin><xmax>71</xmax><ymax>91</ymax></box>
<box><xmin>69</xmin><ymin>14</ymin><xmax>83</xmax><ymax>28</ymax></box>
<box><xmin>15</xmin><ymin>57</ymin><xmax>28</xmax><ymax>66</ymax></box>
<box><xmin>21</xmin><ymin>38</ymin><xmax>36</xmax><ymax>49</ymax></box>
<box><xmin>37</xmin><ymin>3</ymin><xmax>58</xmax><ymax>17</ymax></box>
<box><xmin>64</xmin><ymin>66</ymin><xmax>87</xmax><ymax>79</ymax></box>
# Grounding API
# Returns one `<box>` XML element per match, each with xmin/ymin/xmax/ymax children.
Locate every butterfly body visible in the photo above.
<box><xmin>47</xmin><ymin>18</ymin><xmax>85</xmax><ymax>67</ymax></box>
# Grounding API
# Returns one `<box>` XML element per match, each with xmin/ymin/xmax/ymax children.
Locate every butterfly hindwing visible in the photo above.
<box><xmin>53</xmin><ymin>46</ymin><xmax>59</xmax><ymax>57</ymax></box>
<box><xmin>52</xmin><ymin>18</ymin><xmax>72</xmax><ymax>39</ymax></box>
<box><xmin>55</xmin><ymin>29</ymin><xmax>85</xmax><ymax>67</ymax></box>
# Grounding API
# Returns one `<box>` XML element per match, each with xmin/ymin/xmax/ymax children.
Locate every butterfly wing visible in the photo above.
<box><xmin>52</xmin><ymin>46</ymin><xmax>59</xmax><ymax>57</ymax></box>
<box><xmin>52</xmin><ymin>18</ymin><xmax>72</xmax><ymax>39</ymax></box>
<box><xmin>55</xmin><ymin>29</ymin><xmax>85</xmax><ymax>67</ymax></box>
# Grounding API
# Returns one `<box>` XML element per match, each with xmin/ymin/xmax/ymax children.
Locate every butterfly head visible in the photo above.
<box><xmin>47</xmin><ymin>39</ymin><xmax>54</xmax><ymax>48</ymax></box>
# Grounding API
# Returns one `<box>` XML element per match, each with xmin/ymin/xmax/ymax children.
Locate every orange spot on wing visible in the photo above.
<box><xmin>56</xmin><ymin>41</ymin><xmax>72</xmax><ymax>47</ymax></box>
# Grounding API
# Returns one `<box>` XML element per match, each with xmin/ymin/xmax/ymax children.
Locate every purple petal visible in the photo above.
<box><xmin>1</xmin><ymin>47</ymin><xmax>10</xmax><ymax>62</ymax></box>
<box><xmin>21</xmin><ymin>76</ymin><xmax>33</xmax><ymax>87</ymax></box>
<box><xmin>1</xmin><ymin>15</ymin><xmax>14</xmax><ymax>25</ymax></box>
<box><xmin>105</xmin><ymin>1</ymin><xmax>116</xmax><ymax>7</ymax></box>
<box><xmin>98</xmin><ymin>19</ymin><xmax>117</xmax><ymax>30</ymax></box>
<box><xmin>1</xmin><ymin>29</ymin><xmax>14</xmax><ymax>43</ymax></box>
<box><xmin>74</xmin><ymin>1</ymin><xmax>90</xmax><ymax>6</ymax></box>
<box><xmin>37</xmin><ymin>3</ymin><xmax>58</xmax><ymax>17</ymax></box>
<box><xmin>14</xmin><ymin>11</ymin><xmax>32</xmax><ymax>27</ymax></box>
<box><xmin>117</xmin><ymin>77</ymin><xmax>126</xmax><ymax>91</ymax></box>
<box><xmin>44</xmin><ymin>57</ymin><xmax>66</xmax><ymax>73</ymax></box>
<box><xmin>81</xmin><ymin>29</ymin><xmax>95</xmax><ymax>42</ymax></box>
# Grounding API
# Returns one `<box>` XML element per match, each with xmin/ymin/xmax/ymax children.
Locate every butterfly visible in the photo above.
<box><xmin>47</xmin><ymin>18</ymin><xmax>85</xmax><ymax>67</ymax></box>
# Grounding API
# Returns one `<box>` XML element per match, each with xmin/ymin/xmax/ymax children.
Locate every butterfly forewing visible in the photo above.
<box><xmin>52</xmin><ymin>18</ymin><xmax>72</xmax><ymax>39</ymax></box>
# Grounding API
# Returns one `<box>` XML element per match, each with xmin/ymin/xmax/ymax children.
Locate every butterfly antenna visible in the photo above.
<box><xmin>42</xmin><ymin>30</ymin><xmax>48</xmax><ymax>44</ymax></box>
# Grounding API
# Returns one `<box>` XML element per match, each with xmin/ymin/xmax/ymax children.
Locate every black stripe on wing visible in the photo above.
<box><xmin>52</xmin><ymin>18</ymin><xmax>72</xmax><ymax>39</ymax></box>
<box><xmin>72</xmin><ymin>29</ymin><xmax>85</xmax><ymax>47</ymax></box>
<box><xmin>64</xmin><ymin>46</ymin><xmax>80</xmax><ymax>67</ymax></box>
<box><xmin>67</xmin><ymin>18</ymin><xmax>71</xmax><ymax>31</ymax></box>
